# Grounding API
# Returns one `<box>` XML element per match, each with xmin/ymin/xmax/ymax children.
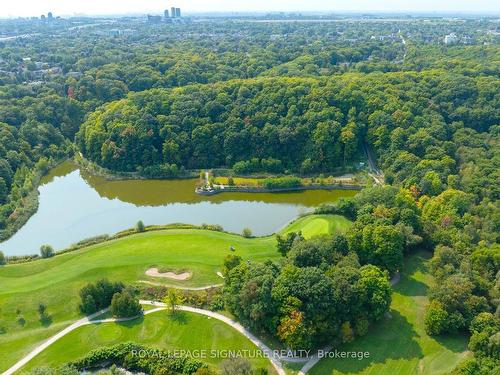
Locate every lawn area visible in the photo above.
<box><xmin>309</xmin><ymin>251</ymin><xmax>470</xmax><ymax>375</ymax></box>
<box><xmin>0</xmin><ymin>214</ymin><xmax>342</xmax><ymax>373</ymax></box>
<box><xmin>214</xmin><ymin>176</ymin><xmax>262</xmax><ymax>186</ymax></box>
<box><xmin>281</xmin><ymin>214</ymin><xmax>352</xmax><ymax>239</ymax></box>
<box><xmin>21</xmin><ymin>310</ymin><xmax>276</xmax><ymax>373</ymax></box>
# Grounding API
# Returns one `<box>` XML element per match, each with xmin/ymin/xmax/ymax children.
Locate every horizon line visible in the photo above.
<box><xmin>2</xmin><ymin>9</ymin><xmax>500</xmax><ymax>19</ymax></box>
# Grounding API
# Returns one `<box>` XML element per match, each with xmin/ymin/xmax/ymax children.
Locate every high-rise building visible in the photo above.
<box><xmin>164</xmin><ymin>9</ymin><xmax>169</xmax><ymax>19</ymax></box>
<box><xmin>47</xmin><ymin>12</ymin><xmax>53</xmax><ymax>20</ymax></box>
<box><xmin>171</xmin><ymin>7</ymin><xmax>176</xmax><ymax>18</ymax></box>
<box><xmin>176</xmin><ymin>8</ymin><xmax>181</xmax><ymax>18</ymax></box>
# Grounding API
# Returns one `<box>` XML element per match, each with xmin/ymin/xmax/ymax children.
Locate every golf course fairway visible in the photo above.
<box><xmin>20</xmin><ymin>310</ymin><xmax>276</xmax><ymax>373</ymax></box>
<box><xmin>309</xmin><ymin>251</ymin><xmax>470</xmax><ymax>375</ymax></box>
<box><xmin>0</xmin><ymin>214</ymin><xmax>348</xmax><ymax>372</ymax></box>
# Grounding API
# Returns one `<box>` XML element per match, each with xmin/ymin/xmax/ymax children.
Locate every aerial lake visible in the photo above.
<box><xmin>0</xmin><ymin>161</ymin><xmax>357</xmax><ymax>256</ymax></box>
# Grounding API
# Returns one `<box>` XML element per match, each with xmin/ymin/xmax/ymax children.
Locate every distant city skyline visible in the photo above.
<box><xmin>1</xmin><ymin>0</ymin><xmax>500</xmax><ymax>17</ymax></box>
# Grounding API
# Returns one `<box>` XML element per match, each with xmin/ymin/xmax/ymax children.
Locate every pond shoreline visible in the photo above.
<box><xmin>0</xmin><ymin>157</ymin><xmax>70</xmax><ymax>244</ymax></box>
<box><xmin>3</xmin><ymin>216</ymin><xmax>297</xmax><ymax>265</ymax></box>
<box><xmin>74</xmin><ymin>154</ymin><xmax>200</xmax><ymax>181</ymax></box>
<box><xmin>1</xmin><ymin>159</ymin><xmax>359</xmax><ymax>259</ymax></box>
<box><xmin>75</xmin><ymin>154</ymin><xmax>364</xmax><ymax>184</ymax></box>
<box><xmin>3</xmin><ymin>223</ymin><xmax>235</xmax><ymax>264</ymax></box>
<box><xmin>2</xmin><ymin>212</ymin><xmax>351</xmax><ymax>266</ymax></box>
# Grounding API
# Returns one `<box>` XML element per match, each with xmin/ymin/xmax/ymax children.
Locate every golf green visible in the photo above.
<box><xmin>281</xmin><ymin>214</ymin><xmax>352</xmax><ymax>239</ymax></box>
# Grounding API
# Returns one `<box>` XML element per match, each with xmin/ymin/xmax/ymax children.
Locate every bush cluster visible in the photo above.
<box><xmin>70</xmin><ymin>342</ymin><xmax>206</xmax><ymax>374</ymax></box>
<box><xmin>79</xmin><ymin>279</ymin><xmax>125</xmax><ymax>315</ymax></box>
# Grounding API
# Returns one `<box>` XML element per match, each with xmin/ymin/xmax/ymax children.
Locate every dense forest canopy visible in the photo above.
<box><xmin>77</xmin><ymin>71</ymin><xmax>499</xmax><ymax>197</ymax></box>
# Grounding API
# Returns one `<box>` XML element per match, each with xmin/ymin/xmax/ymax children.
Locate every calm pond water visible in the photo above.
<box><xmin>0</xmin><ymin>161</ymin><xmax>357</xmax><ymax>256</ymax></box>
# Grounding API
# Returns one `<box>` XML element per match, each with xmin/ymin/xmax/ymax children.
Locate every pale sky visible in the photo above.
<box><xmin>1</xmin><ymin>0</ymin><xmax>499</xmax><ymax>17</ymax></box>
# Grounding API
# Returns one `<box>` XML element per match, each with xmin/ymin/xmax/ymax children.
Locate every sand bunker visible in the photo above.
<box><xmin>145</xmin><ymin>268</ymin><xmax>192</xmax><ymax>280</ymax></box>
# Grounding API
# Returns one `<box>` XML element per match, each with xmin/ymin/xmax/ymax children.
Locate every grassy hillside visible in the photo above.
<box><xmin>0</xmin><ymin>214</ymin><xmax>340</xmax><ymax>372</ymax></box>
<box><xmin>310</xmin><ymin>252</ymin><xmax>470</xmax><ymax>375</ymax></box>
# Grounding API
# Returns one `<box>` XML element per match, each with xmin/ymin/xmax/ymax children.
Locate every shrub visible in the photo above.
<box><xmin>233</xmin><ymin>158</ymin><xmax>260</xmax><ymax>174</ymax></box>
<box><xmin>38</xmin><ymin>303</ymin><xmax>51</xmax><ymax>325</ymax></box>
<box><xmin>70</xmin><ymin>342</ymin><xmax>205</xmax><ymax>374</ymax></box>
<box><xmin>0</xmin><ymin>250</ymin><xmax>5</xmax><ymax>265</ymax></box>
<box><xmin>425</xmin><ymin>300</ymin><xmax>449</xmax><ymax>335</ymax></box>
<box><xmin>200</xmin><ymin>223</ymin><xmax>224</xmax><ymax>231</ymax></box>
<box><xmin>468</xmin><ymin>312</ymin><xmax>500</xmax><ymax>359</ymax></box>
<box><xmin>209</xmin><ymin>294</ymin><xmax>225</xmax><ymax>311</ymax></box>
<box><xmin>70</xmin><ymin>235</ymin><xmax>110</xmax><ymax>249</ymax></box>
<box><xmin>315</xmin><ymin>198</ymin><xmax>357</xmax><ymax>220</ymax></box>
<box><xmin>340</xmin><ymin>321</ymin><xmax>355</xmax><ymax>343</ymax></box>
<box><xmin>262</xmin><ymin>176</ymin><xmax>302</xmax><ymax>190</ymax></box>
<box><xmin>141</xmin><ymin>163</ymin><xmax>180</xmax><ymax>178</ymax></box>
<box><xmin>261</xmin><ymin>158</ymin><xmax>283</xmax><ymax>173</ymax></box>
<box><xmin>80</xmin><ymin>295</ymin><xmax>97</xmax><ymax>315</ymax></box>
<box><xmin>276</xmin><ymin>232</ymin><xmax>304</xmax><ymax>256</ymax></box>
<box><xmin>163</xmin><ymin>289</ymin><xmax>185</xmax><ymax>314</ymax></box>
<box><xmin>40</xmin><ymin>245</ymin><xmax>55</xmax><ymax>258</ymax></box>
<box><xmin>3</xmin><ymin>254</ymin><xmax>39</xmax><ymax>264</ymax></box>
<box><xmin>222</xmin><ymin>255</ymin><xmax>242</xmax><ymax>276</ymax></box>
<box><xmin>242</xmin><ymin>228</ymin><xmax>252</xmax><ymax>238</ymax></box>
<box><xmin>38</xmin><ymin>303</ymin><xmax>46</xmax><ymax>316</ymax></box>
<box><xmin>110</xmin><ymin>290</ymin><xmax>142</xmax><ymax>318</ymax></box>
<box><xmin>354</xmin><ymin>316</ymin><xmax>369</xmax><ymax>336</ymax></box>
<box><xmin>233</xmin><ymin>158</ymin><xmax>283</xmax><ymax>174</ymax></box>
<box><xmin>79</xmin><ymin>279</ymin><xmax>125</xmax><ymax>315</ymax></box>
<box><xmin>136</xmin><ymin>220</ymin><xmax>145</xmax><ymax>232</ymax></box>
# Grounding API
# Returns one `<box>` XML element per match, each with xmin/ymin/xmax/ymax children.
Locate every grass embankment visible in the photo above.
<box><xmin>310</xmin><ymin>251</ymin><xmax>470</xmax><ymax>375</ymax></box>
<box><xmin>215</xmin><ymin>176</ymin><xmax>262</xmax><ymax>186</ymax></box>
<box><xmin>0</xmin><ymin>214</ymin><xmax>345</xmax><ymax>373</ymax></box>
<box><xmin>22</xmin><ymin>310</ymin><xmax>275</xmax><ymax>373</ymax></box>
<box><xmin>214</xmin><ymin>175</ymin><xmax>361</xmax><ymax>188</ymax></box>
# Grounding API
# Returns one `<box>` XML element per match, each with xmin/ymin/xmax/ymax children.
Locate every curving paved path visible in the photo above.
<box><xmin>390</xmin><ymin>271</ymin><xmax>401</xmax><ymax>286</ymax></box>
<box><xmin>140</xmin><ymin>300</ymin><xmax>292</xmax><ymax>375</ymax></box>
<box><xmin>3</xmin><ymin>302</ymin><xmax>291</xmax><ymax>375</ymax></box>
<box><xmin>5</xmin><ymin>273</ymin><xmax>402</xmax><ymax>375</ymax></box>
<box><xmin>3</xmin><ymin>307</ymin><xmax>167</xmax><ymax>375</ymax></box>
<box><xmin>296</xmin><ymin>345</ymin><xmax>333</xmax><ymax>375</ymax></box>
<box><xmin>3</xmin><ymin>308</ymin><xmax>109</xmax><ymax>375</ymax></box>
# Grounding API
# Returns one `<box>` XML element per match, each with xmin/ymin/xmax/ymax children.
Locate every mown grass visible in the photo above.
<box><xmin>22</xmin><ymin>310</ymin><xmax>276</xmax><ymax>373</ymax></box>
<box><xmin>0</xmin><ymin>215</ymin><xmax>341</xmax><ymax>372</ymax></box>
<box><xmin>213</xmin><ymin>176</ymin><xmax>359</xmax><ymax>188</ymax></box>
<box><xmin>280</xmin><ymin>214</ymin><xmax>352</xmax><ymax>239</ymax></box>
<box><xmin>214</xmin><ymin>176</ymin><xmax>262</xmax><ymax>186</ymax></box>
<box><xmin>309</xmin><ymin>252</ymin><xmax>470</xmax><ymax>375</ymax></box>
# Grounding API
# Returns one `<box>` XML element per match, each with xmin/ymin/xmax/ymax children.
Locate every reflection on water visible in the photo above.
<box><xmin>1</xmin><ymin>161</ymin><xmax>357</xmax><ymax>256</ymax></box>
